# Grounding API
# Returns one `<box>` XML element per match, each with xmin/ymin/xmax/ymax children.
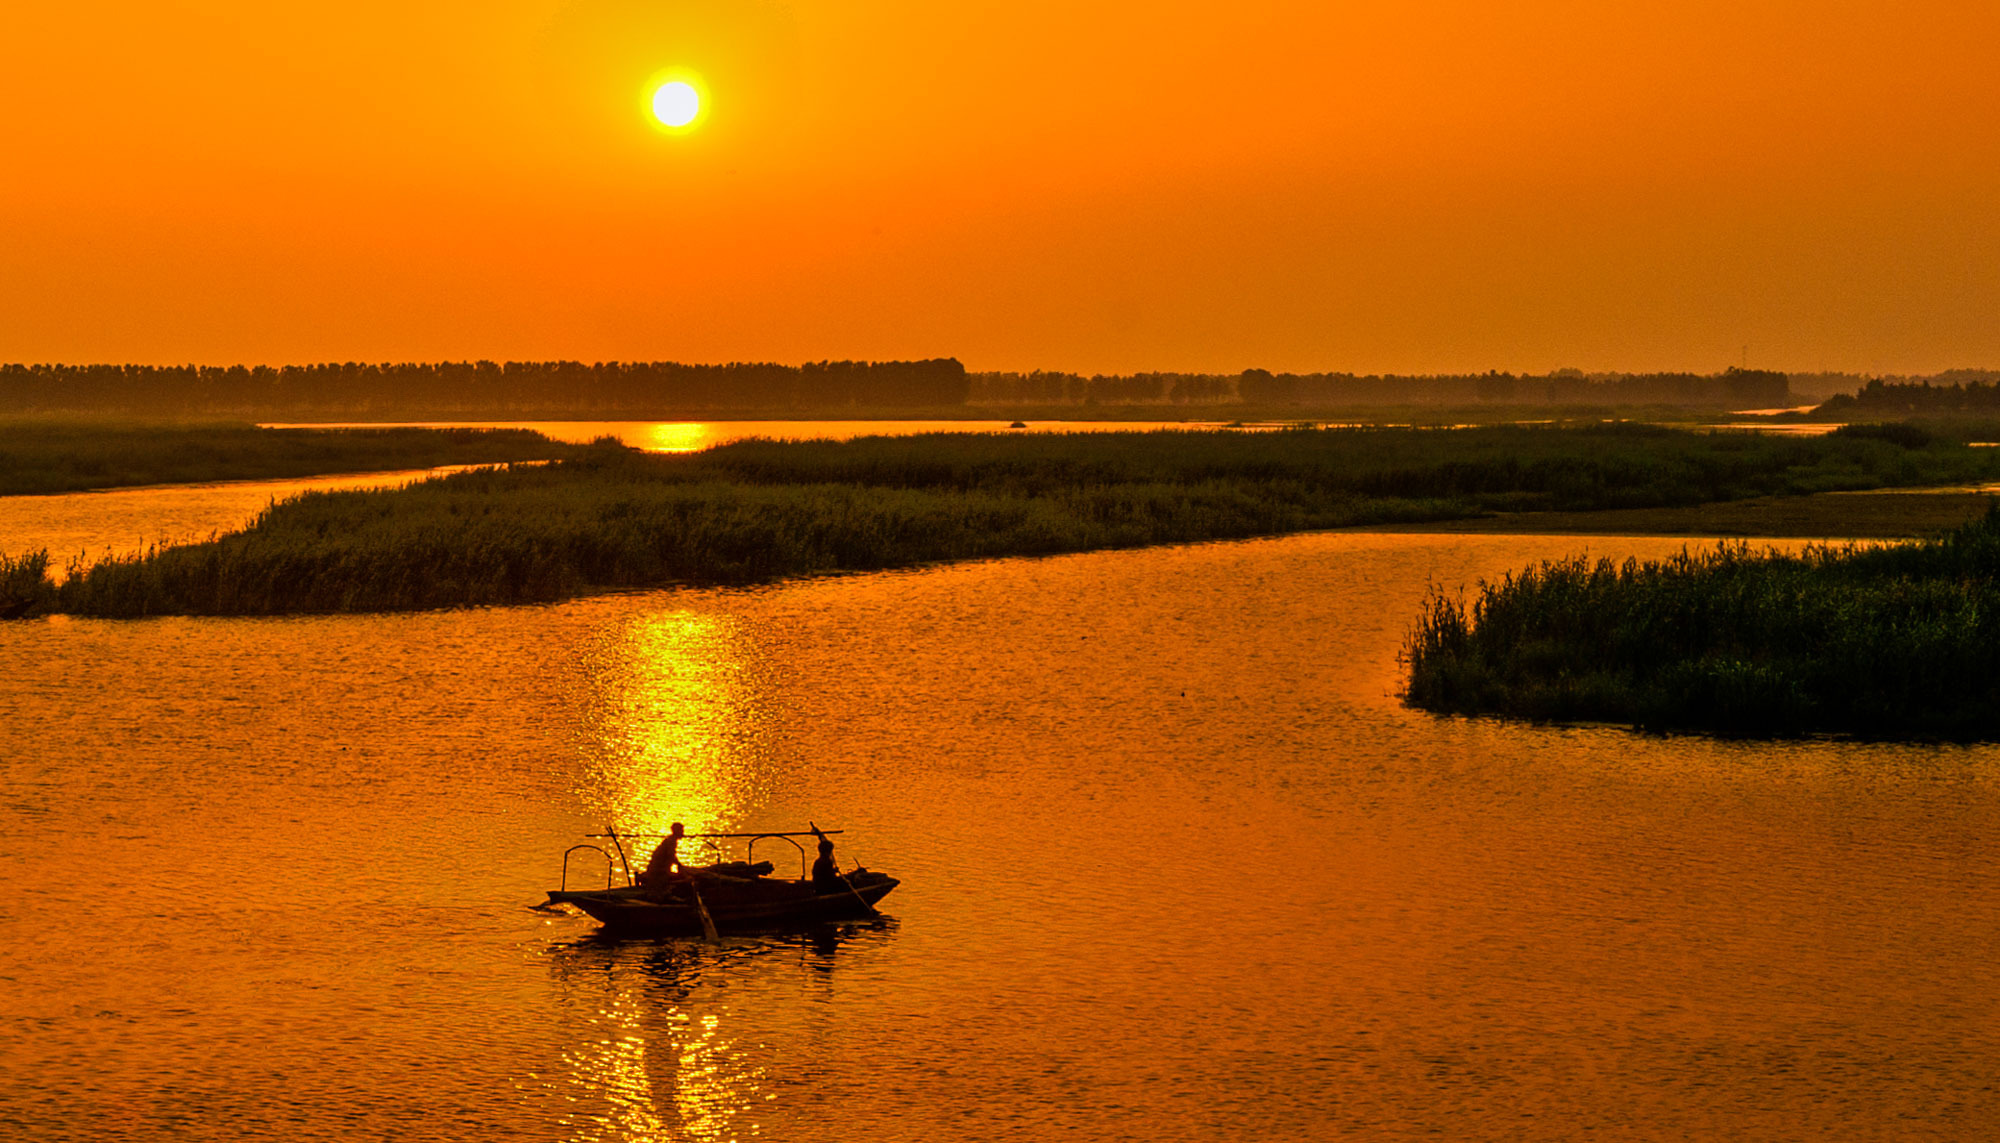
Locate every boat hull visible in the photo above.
<box><xmin>548</xmin><ymin>871</ymin><xmax>899</xmax><ymax>936</ymax></box>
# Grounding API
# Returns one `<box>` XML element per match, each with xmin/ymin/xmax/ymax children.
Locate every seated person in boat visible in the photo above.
<box><xmin>812</xmin><ymin>837</ymin><xmax>843</xmax><ymax>894</ymax></box>
<box><xmin>637</xmin><ymin>822</ymin><xmax>686</xmax><ymax>888</ymax></box>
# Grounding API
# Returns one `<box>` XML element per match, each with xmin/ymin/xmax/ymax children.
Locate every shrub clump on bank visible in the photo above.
<box><xmin>0</xmin><ymin>550</ymin><xmax>55</xmax><ymax>618</ymax></box>
<box><xmin>1405</xmin><ymin>507</ymin><xmax>2000</xmax><ymax>739</ymax></box>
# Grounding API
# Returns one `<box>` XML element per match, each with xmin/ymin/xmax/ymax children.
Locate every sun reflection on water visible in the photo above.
<box><xmin>544</xmin><ymin>931</ymin><xmax>888</xmax><ymax>1142</ymax></box>
<box><xmin>635</xmin><ymin>423</ymin><xmax>718</xmax><ymax>453</ymax></box>
<box><xmin>555</xmin><ymin>989</ymin><xmax>770</xmax><ymax>1143</ymax></box>
<box><xmin>573</xmin><ymin>609</ymin><xmax>779</xmax><ymax>868</ymax></box>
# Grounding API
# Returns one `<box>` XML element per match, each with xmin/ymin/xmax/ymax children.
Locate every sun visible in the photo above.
<box><xmin>642</xmin><ymin>70</ymin><xmax>707</xmax><ymax>135</ymax></box>
<box><xmin>649</xmin><ymin>79</ymin><xmax>702</xmax><ymax>131</ymax></box>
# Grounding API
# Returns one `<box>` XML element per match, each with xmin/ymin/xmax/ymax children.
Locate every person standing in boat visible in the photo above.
<box><xmin>638</xmin><ymin>822</ymin><xmax>687</xmax><ymax>887</ymax></box>
<box><xmin>811</xmin><ymin>834</ymin><xmax>842</xmax><ymax>894</ymax></box>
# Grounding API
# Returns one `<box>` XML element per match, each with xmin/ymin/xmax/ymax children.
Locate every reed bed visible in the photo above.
<box><xmin>1405</xmin><ymin>506</ymin><xmax>2000</xmax><ymax>738</ymax></box>
<box><xmin>26</xmin><ymin>424</ymin><xmax>2000</xmax><ymax>620</ymax></box>
<box><xmin>688</xmin><ymin>422</ymin><xmax>2000</xmax><ymax>505</ymax></box>
<box><xmin>49</xmin><ymin>464</ymin><xmax>1454</xmax><ymax>615</ymax></box>
<box><xmin>0</xmin><ymin>422</ymin><xmax>581</xmax><ymax>495</ymax></box>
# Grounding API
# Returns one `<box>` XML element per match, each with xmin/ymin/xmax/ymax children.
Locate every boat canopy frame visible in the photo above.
<box><xmin>582</xmin><ymin>828</ymin><xmax>848</xmax><ymax>883</ymax></box>
<box><xmin>559</xmin><ymin>844</ymin><xmax>619</xmax><ymax>891</ymax></box>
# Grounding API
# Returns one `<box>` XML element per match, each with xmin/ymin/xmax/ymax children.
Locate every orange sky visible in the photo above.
<box><xmin>3</xmin><ymin>1</ymin><xmax>1996</xmax><ymax>374</ymax></box>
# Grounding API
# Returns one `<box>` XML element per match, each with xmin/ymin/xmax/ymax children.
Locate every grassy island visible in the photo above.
<box><xmin>13</xmin><ymin>422</ymin><xmax>2000</xmax><ymax>619</ymax></box>
<box><xmin>0</xmin><ymin>421</ymin><xmax>583</xmax><ymax>496</ymax></box>
<box><xmin>1405</xmin><ymin>507</ymin><xmax>2000</xmax><ymax>739</ymax></box>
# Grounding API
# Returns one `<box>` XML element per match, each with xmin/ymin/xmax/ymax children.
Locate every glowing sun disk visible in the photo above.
<box><xmin>651</xmin><ymin>81</ymin><xmax>701</xmax><ymax>128</ymax></box>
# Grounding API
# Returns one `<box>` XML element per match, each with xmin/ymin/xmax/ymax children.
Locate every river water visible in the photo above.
<box><xmin>4</xmin><ymin>520</ymin><xmax>1996</xmax><ymax>1141</ymax></box>
<box><xmin>0</xmin><ymin>467</ymin><xmax>500</xmax><ymax>569</ymax></box>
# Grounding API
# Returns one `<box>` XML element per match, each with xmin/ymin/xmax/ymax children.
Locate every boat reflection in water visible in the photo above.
<box><xmin>548</xmin><ymin>608</ymin><xmax>897</xmax><ymax>1139</ymax></box>
<box><xmin>541</xmin><ymin>923</ymin><xmax>896</xmax><ymax>1142</ymax></box>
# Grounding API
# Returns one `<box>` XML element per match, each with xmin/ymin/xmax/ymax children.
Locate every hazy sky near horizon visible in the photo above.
<box><xmin>4</xmin><ymin>1</ymin><xmax>1996</xmax><ymax>374</ymax></box>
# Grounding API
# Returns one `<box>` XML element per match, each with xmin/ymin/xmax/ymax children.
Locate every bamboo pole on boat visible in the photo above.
<box><xmin>838</xmin><ymin>868</ymin><xmax>880</xmax><ymax>918</ymax></box>
<box><xmin>603</xmin><ymin>824</ymin><xmax>636</xmax><ymax>887</ymax></box>
<box><xmin>586</xmin><ymin>830</ymin><xmax>844</xmax><ymax>839</ymax></box>
<box><xmin>685</xmin><ymin>877</ymin><xmax>721</xmax><ymax>942</ymax></box>
<box><xmin>811</xmin><ymin>821</ymin><xmax>880</xmax><ymax>918</ymax></box>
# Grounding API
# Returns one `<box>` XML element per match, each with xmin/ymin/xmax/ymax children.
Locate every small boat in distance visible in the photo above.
<box><xmin>546</xmin><ymin>826</ymin><xmax>899</xmax><ymax>937</ymax></box>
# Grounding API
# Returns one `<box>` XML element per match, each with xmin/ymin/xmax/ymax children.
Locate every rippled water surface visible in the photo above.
<box><xmin>4</xmin><ymin>531</ymin><xmax>1997</xmax><ymax>1141</ymax></box>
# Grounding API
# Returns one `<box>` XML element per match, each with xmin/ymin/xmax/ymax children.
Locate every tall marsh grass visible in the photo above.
<box><xmin>50</xmin><ymin>459</ymin><xmax>1453</xmax><ymax>615</ymax></box>
<box><xmin>0</xmin><ymin>422</ymin><xmax>581</xmax><ymax>495</ymax></box>
<box><xmin>691</xmin><ymin>421</ymin><xmax>1999</xmax><ymax>506</ymax></box>
<box><xmin>0</xmin><ymin>550</ymin><xmax>55</xmax><ymax>618</ymax></box>
<box><xmin>1405</xmin><ymin>505</ymin><xmax>2000</xmax><ymax>738</ymax></box>
<box><xmin>28</xmin><ymin>424</ymin><xmax>2000</xmax><ymax>622</ymax></box>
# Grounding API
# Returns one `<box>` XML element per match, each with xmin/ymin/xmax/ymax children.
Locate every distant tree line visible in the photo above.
<box><xmin>967</xmin><ymin>371</ymin><xmax>1238</xmax><ymax>405</ymax></box>
<box><xmin>1790</xmin><ymin>370</ymin><xmax>2000</xmax><ymax>404</ymax></box>
<box><xmin>36</xmin><ymin>357</ymin><xmax>1986</xmax><ymax>414</ymax></box>
<box><xmin>1816</xmin><ymin>374</ymin><xmax>2000</xmax><ymax>417</ymax></box>
<box><xmin>969</xmin><ymin>368</ymin><xmax>1792</xmax><ymax>408</ymax></box>
<box><xmin>0</xmin><ymin>359</ymin><xmax>970</xmax><ymax>416</ymax></box>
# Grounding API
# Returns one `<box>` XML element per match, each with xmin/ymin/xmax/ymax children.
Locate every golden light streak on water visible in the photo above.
<box><xmin>558</xmin><ymin>1001</ymin><xmax>673</xmax><ymax>1142</ymax></box>
<box><xmin>555</xmin><ymin>970</ymin><xmax>771</xmax><ymax>1142</ymax></box>
<box><xmin>634</xmin><ymin>423</ymin><xmax>721</xmax><ymax>453</ymax></box>
<box><xmin>571</xmin><ymin>610</ymin><xmax>778</xmax><ymax>871</ymax></box>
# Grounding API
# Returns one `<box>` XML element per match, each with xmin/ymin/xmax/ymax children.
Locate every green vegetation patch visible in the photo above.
<box><xmin>1406</xmin><ymin>506</ymin><xmax>2000</xmax><ymax>739</ymax></box>
<box><xmin>43</xmin><ymin>440</ymin><xmax>1458</xmax><ymax>616</ymax></box>
<box><xmin>694</xmin><ymin>421</ymin><xmax>1996</xmax><ymax>506</ymax></box>
<box><xmin>0</xmin><ymin>421</ymin><xmax>582</xmax><ymax>496</ymax></box>
<box><xmin>17</xmin><ymin>423</ymin><xmax>2000</xmax><ymax>618</ymax></box>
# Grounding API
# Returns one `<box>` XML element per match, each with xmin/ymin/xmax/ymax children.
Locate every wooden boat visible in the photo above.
<box><xmin>546</xmin><ymin>827</ymin><xmax>899</xmax><ymax>937</ymax></box>
<box><xmin>548</xmin><ymin>870</ymin><xmax>899</xmax><ymax>936</ymax></box>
